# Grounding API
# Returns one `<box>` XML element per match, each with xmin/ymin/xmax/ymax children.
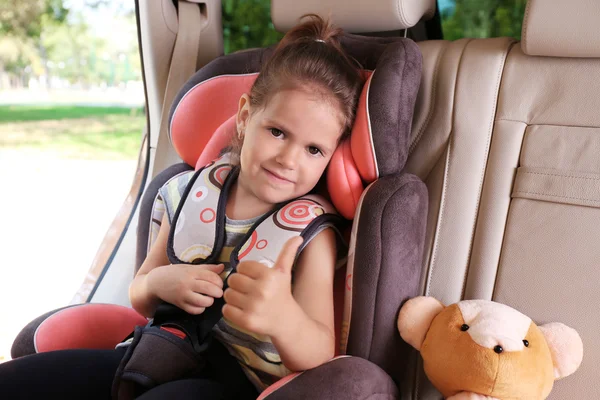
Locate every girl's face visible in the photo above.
<box><xmin>236</xmin><ymin>88</ymin><xmax>343</xmax><ymax>206</ymax></box>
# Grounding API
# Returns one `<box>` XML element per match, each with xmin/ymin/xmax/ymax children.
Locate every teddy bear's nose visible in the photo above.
<box><xmin>494</xmin><ymin>345</ymin><xmax>504</xmax><ymax>354</ymax></box>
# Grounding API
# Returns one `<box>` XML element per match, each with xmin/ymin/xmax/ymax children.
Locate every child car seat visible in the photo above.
<box><xmin>11</xmin><ymin>8</ymin><xmax>430</xmax><ymax>400</ymax></box>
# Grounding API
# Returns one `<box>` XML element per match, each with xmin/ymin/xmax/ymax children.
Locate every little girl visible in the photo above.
<box><xmin>0</xmin><ymin>14</ymin><xmax>363</xmax><ymax>400</ymax></box>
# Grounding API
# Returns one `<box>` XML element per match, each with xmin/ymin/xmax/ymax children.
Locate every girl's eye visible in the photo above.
<box><xmin>270</xmin><ymin>128</ymin><xmax>284</xmax><ymax>138</ymax></box>
<box><xmin>308</xmin><ymin>146</ymin><xmax>322</xmax><ymax>156</ymax></box>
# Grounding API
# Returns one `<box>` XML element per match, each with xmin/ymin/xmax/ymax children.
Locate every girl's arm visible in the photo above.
<box><xmin>129</xmin><ymin>213</ymin><xmax>172</xmax><ymax>316</ymax></box>
<box><xmin>272</xmin><ymin>228</ymin><xmax>337</xmax><ymax>371</ymax></box>
<box><xmin>224</xmin><ymin>229</ymin><xmax>337</xmax><ymax>371</ymax></box>
<box><xmin>130</xmin><ymin>213</ymin><xmax>224</xmax><ymax>318</ymax></box>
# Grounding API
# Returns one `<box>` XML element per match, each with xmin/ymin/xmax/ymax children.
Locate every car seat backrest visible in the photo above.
<box><xmin>521</xmin><ymin>0</ymin><xmax>600</xmax><ymax>58</ymax></box>
<box><xmin>408</xmin><ymin>37</ymin><xmax>515</xmax><ymax>305</ymax></box>
<box><xmin>405</xmin><ymin>0</ymin><xmax>600</xmax><ymax>398</ymax></box>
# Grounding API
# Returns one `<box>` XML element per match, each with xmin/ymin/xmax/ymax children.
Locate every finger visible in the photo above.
<box><xmin>184</xmin><ymin>292</ymin><xmax>215</xmax><ymax>308</ymax></box>
<box><xmin>173</xmin><ymin>263</ymin><xmax>223</xmax><ymax>271</ymax></box>
<box><xmin>222</xmin><ymin>304</ymin><xmax>250</xmax><ymax>329</ymax></box>
<box><xmin>275</xmin><ymin>236</ymin><xmax>304</xmax><ymax>274</ymax></box>
<box><xmin>223</xmin><ymin>288</ymin><xmax>248</xmax><ymax>310</ymax></box>
<box><xmin>193</xmin><ymin>269</ymin><xmax>224</xmax><ymax>288</ymax></box>
<box><xmin>192</xmin><ymin>280</ymin><xmax>223</xmax><ymax>298</ymax></box>
<box><xmin>202</xmin><ymin>263</ymin><xmax>225</xmax><ymax>273</ymax></box>
<box><xmin>227</xmin><ymin>272</ymin><xmax>255</xmax><ymax>294</ymax></box>
<box><xmin>236</xmin><ymin>261</ymin><xmax>267</xmax><ymax>280</ymax></box>
<box><xmin>182</xmin><ymin>305</ymin><xmax>206</xmax><ymax>315</ymax></box>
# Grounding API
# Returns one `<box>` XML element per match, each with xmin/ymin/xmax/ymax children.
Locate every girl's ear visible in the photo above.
<box><xmin>236</xmin><ymin>93</ymin><xmax>251</xmax><ymax>138</ymax></box>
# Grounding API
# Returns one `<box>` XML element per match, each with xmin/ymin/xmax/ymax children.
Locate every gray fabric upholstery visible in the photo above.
<box><xmin>369</xmin><ymin>42</ymin><xmax>422</xmax><ymax>176</ymax></box>
<box><xmin>346</xmin><ymin>173</ymin><xmax>428</xmax><ymax>387</ymax></box>
<box><xmin>263</xmin><ymin>356</ymin><xmax>399</xmax><ymax>399</ymax></box>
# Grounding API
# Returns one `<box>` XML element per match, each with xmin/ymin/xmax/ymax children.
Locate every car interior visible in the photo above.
<box><xmin>10</xmin><ymin>0</ymin><xmax>600</xmax><ymax>398</ymax></box>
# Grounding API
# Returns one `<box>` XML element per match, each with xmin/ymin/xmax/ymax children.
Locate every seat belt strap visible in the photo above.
<box><xmin>152</xmin><ymin>0</ymin><xmax>202</xmax><ymax>177</ymax></box>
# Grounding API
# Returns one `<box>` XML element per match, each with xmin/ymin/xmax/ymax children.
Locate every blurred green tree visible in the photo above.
<box><xmin>0</xmin><ymin>0</ymin><xmax>142</xmax><ymax>89</ymax></box>
<box><xmin>441</xmin><ymin>0</ymin><xmax>527</xmax><ymax>41</ymax></box>
<box><xmin>222</xmin><ymin>0</ymin><xmax>283</xmax><ymax>54</ymax></box>
<box><xmin>0</xmin><ymin>0</ymin><xmax>69</xmax><ymax>88</ymax></box>
<box><xmin>0</xmin><ymin>0</ymin><xmax>68</xmax><ymax>37</ymax></box>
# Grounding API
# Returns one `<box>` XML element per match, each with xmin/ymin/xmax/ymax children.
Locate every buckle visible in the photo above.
<box><xmin>151</xmin><ymin>302</ymin><xmax>221</xmax><ymax>353</ymax></box>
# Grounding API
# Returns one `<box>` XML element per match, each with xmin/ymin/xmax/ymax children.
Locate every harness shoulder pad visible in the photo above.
<box><xmin>236</xmin><ymin>194</ymin><xmax>343</xmax><ymax>268</ymax></box>
<box><xmin>168</xmin><ymin>154</ymin><xmax>233</xmax><ymax>264</ymax></box>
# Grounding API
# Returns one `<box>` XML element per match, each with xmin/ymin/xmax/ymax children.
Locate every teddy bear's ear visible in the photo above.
<box><xmin>398</xmin><ymin>296</ymin><xmax>445</xmax><ymax>351</ymax></box>
<box><xmin>538</xmin><ymin>322</ymin><xmax>583</xmax><ymax>380</ymax></box>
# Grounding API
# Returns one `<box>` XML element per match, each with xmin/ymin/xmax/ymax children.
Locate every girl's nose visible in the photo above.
<box><xmin>276</xmin><ymin>146</ymin><xmax>299</xmax><ymax>169</ymax></box>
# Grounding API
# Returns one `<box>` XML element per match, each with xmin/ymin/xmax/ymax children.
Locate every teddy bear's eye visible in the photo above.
<box><xmin>523</xmin><ymin>340</ymin><xmax>529</xmax><ymax>347</ymax></box>
<box><xmin>460</xmin><ymin>324</ymin><xmax>469</xmax><ymax>331</ymax></box>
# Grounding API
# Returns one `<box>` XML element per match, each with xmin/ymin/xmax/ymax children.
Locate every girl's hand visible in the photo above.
<box><xmin>447</xmin><ymin>393</ymin><xmax>499</xmax><ymax>400</ymax></box>
<box><xmin>146</xmin><ymin>263</ymin><xmax>225</xmax><ymax>315</ymax></box>
<box><xmin>223</xmin><ymin>237</ymin><xmax>304</xmax><ymax>337</ymax></box>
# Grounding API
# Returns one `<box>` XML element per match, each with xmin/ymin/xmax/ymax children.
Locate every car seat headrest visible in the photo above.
<box><xmin>169</xmin><ymin>34</ymin><xmax>422</xmax><ymax>219</ymax></box>
<box><xmin>522</xmin><ymin>0</ymin><xmax>600</xmax><ymax>58</ymax></box>
<box><xmin>271</xmin><ymin>0</ymin><xmax>436</xmax><ymax>33</ymax></box>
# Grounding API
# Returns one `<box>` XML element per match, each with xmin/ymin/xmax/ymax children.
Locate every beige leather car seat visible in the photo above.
<box><xmin>405</xmin><ymin>0</ymin><xmax>599</xmax><ymax>398</ymax></box>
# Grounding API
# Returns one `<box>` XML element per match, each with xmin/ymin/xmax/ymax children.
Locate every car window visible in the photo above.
<box><xmin>439</xmin><ymin>0</ymin><xmax>527</xmax><ymax>40</ymax></box>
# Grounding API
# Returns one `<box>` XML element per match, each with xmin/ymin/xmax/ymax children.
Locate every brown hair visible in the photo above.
<box><xmin>230</xmin><ymin>14</ymin><xmax>364</xmax><ymax>161</ymax></box>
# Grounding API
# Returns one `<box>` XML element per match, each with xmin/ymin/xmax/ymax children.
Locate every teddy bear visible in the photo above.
<box><xmin>397</xmin><ymin>297</ymin><xmax>583</xmax><ymax>400</ymax></box>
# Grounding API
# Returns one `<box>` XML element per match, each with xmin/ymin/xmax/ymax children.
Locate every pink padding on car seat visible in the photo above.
<box><xmin>170</xmin><ymin>74</ymin><xmax>258</xmax><ymax>167</ymax></box>
<box><xmin>257</xmin><ymin>356</ymin><xmax>352</xmax><ymax>400</ymax></box>
<box><xmin>327</xmin><ymin>140</ymin><xmax>363</xmax><ymax>220</ymax></box>
<box><xmin>195</xmin><ymin>115</ymin><xmax>237</xmax><ymax>170</ymax></box>
<box><xmin>351</xmin><ymin>72</ymin><xmax>379</xmax><ymax>182</ymax></box>
<box><xmin>257</xmin><ymin>372</ymin><xmax>302</xmax><ymax>400</ymax></box>
<box><xmin>34</xmin><ymin>304</ymin><xmax>147</xmax><ymax>352</ymax></box>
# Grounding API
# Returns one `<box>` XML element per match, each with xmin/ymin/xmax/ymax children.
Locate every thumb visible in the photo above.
<box><xmin>275</xmin><ymin>236</ymin><xmax>304</xmax><ymax>274</ymax></box>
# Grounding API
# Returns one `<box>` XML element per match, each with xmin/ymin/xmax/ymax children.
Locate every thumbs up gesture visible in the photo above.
<box><xmin>223</xmin><ymin>237</ymin><xmax>303</xmax><ymax>336</ymax></box>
